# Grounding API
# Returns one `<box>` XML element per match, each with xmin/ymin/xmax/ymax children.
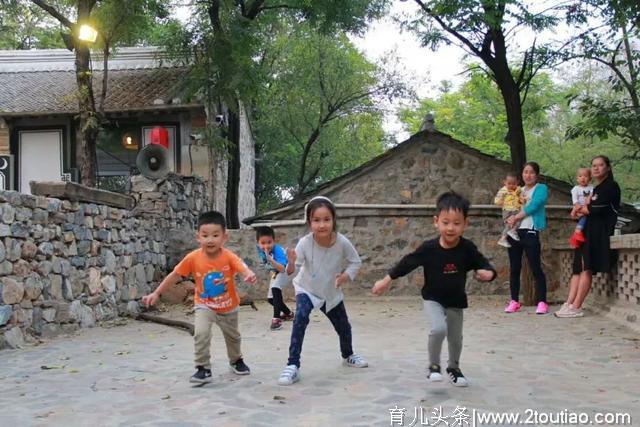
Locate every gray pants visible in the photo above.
<box><xmin>424</xmin><ymin>300</ymin><xmax>463</xmax><ymax>369</ymax></box>
<box><xmin>501</xmin><ymin>209</ymin><xmax>520</xmax><ymax>239</ymax></box>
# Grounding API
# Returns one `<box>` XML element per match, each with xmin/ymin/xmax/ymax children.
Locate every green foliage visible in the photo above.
<box><xmin>92</xmin><ymin>0</ymin><xmax>176</xmax><ymax>48</ymax></box>
<box><xmin>253</xmin><ymin>24</ymin><xmax>397</xmax><ymax>210</ymax></box>
<box><xmin>402</xmin><ymin>0</ymin><xmax>571</xmax><ymax>170</ymax></box>
<box><xmin>0</xmin><ymin>0</ymin><xmax>69</xmax><ymax>49</ymax></box>
<box><xmin>400</xmin><ymin>69</ymin><xmax>640</xmax><ymax>201</ymax></box>
<box><xmin>563</xmin><ymin>0</ymin><xmax>640</xmax><ymax>150</ymax></box>
<box><xmin>399</xmin><ymin>71</ymin><xmax>558</xmax><ymax>159</ymax></box>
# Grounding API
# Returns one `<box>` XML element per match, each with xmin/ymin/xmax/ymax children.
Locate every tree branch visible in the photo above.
<box><xmin>413</xmin><ymin>0</ymin><xmax>483</xmax><ymax>57</ymax></box>
<box><xmin>244</xmin><ymin>0</ymin><xmax>265</xmax><ymax>20</ymax></box>
<box><xmin>31</xmin><ymin>0</ymin><xmax>74</xmax><ymax>28</ymax></box>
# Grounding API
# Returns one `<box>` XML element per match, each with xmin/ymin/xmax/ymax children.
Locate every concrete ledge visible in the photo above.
<box><xmin>552</xmin><ymin>233</ymin><xmax>640</xmax><ymax>250</ymax></box>
<box><xmin>610</xmin><ymin>233</ymin><xmax>640</xmax><ymax>249</ymax></box>
<box><xmin>30</xmin><ymin>181</ymin><xmax>135</xmax><ymax>209</ymax></box>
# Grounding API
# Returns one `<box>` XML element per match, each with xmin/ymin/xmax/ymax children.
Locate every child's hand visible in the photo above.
<box><xmin>335</xmin><ymin>272</ymin><xmax>349</xmax><ymax>288</ymax></box>
<box><xmin>372</xmin><ymin>276</ymin><xmax>392</xmax><ymax>296</ymax></box>
<box><xmin>474</xmin><ymin>269</ymin><xmax>494</xmax><ymax>282</ymax></box>
<box><xmin>141</xmin><ymin>292</ymin><xmax>159</xmax><ymax>307</ymax></box>
<box><xmin>286</xmin><ymin>247</ymin><xmax>296</xmax><ymax>264</ymax></box>
<box><xmin>371</xmin><ymin>281</ymin><xmax>387</xmax><ymax>296</ymax></box>
<box><xmin>244</xmin><ymin>270</ymin><xmax>257</xmax><ymax>284</ymax></box>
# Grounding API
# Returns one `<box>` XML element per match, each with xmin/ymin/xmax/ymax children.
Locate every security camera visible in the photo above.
<box><xmin>214</xmin><ymin>115</ymin><xmax>225</xmax><ymax>125</ymax></box>
<box><xmin>189</xmin><ymin>133</ymin><xmax>204</xmax><ymax>142</ymax></box>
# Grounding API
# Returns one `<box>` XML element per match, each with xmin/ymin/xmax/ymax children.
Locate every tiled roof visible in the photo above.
<box><xmin>0</xmin><ymin>67</ymin><xmax>199</xmax><ymax>115</ymax></box>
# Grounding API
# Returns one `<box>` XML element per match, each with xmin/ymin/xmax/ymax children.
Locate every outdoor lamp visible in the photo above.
<box><xmin>122</xmin><ymin>133</ymin><xmax>138</xmax><ymax>150</ymax></box>
<box><xmin>78</xmin><ymin>25</ymin><xmax>98</xmax><ymax>43</ymax></box>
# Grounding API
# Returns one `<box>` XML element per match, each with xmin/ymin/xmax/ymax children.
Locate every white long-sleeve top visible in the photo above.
<box><xmin>291</xmin><ymin>232</ymin><xmax>362</xmax><ymax>312</ymax></box>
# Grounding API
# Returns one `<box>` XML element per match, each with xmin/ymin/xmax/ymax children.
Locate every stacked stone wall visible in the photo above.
<box><xmin>0</xmin><ymin>174</ymin><xmax>208</xmax><ymax>349</ymax></box>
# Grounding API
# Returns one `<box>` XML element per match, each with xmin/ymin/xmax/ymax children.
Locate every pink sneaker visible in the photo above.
<box><xmin>504</xmin><ymin>300</ymin><xmax>521</xmax><ymax>313</ymax></box>
<box><xmin>536</xmin><ymin>301</ymin><xmax>548</xmax><ymax>315</ymax></box>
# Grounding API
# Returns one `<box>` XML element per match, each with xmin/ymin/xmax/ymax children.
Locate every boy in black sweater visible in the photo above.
<box><xmin>372</xmin><ymin>191</ymin><xmax>496</xmax><ymax>387</ymax></box>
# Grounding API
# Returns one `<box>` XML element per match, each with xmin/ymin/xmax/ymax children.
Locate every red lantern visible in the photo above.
<box><xmin>149</xmin><ymin>126</ymin><xmax>169</xmax><ymax>149</ymax></box>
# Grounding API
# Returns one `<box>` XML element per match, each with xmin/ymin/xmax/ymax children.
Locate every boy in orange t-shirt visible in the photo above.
<box><xmin>142</xmin><ymin>211</ymin><xmax>256</xmax><ymax>384</ymax></box>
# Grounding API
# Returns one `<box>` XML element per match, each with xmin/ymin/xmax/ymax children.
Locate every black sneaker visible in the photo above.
<box><xmin>230</xmin><ymin>358</ymin><xmax>251</xmax><ymax>375</ymax></box>
<box><xmin>190</xmin><ymin>366</ymin><xmax>212</xmax><ymax>383</ymax></box>
<box><xmin>427</xmin><ymin>364</ymin><xmax>443</xmax><ymax>382</ymax></box>
<box><xmin>446</xmin><ymin>367</ymin><xmax>469</xmax><ymax>387</ymax></box>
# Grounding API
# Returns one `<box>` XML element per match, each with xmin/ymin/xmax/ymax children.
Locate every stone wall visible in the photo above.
<box><xmin>0</xmin><ymin>174</ymin><xmax>208</xmax><ymax>349</ymax></box>
<box><xmin>553</xmin><ymin>234</ymin><xmax>640</xmax><ymax>333</ymax></box>
<box><xmin>229</xmin><ymin>205</ymin><xmax>577</xmax><ymax>301</ymax></box>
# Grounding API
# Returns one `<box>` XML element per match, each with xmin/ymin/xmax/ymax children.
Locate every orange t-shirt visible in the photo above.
<box><xmin>173</xmin><ymin>247</ymin><xmax>249</xmax><ymax>313</ymax></box>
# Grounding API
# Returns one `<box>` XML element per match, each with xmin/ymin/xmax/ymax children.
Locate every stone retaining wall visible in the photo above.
<box><xmin>0</xmin><ymin>174</ymin><xmax>208</xmax><ymax>349</ymax></box>
<box><xmin>552</xmin><ymin>234</ymin><xmax>640</xmax><ymax>332</ymax></box>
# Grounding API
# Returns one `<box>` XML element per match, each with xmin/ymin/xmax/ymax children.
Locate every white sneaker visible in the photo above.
<box><xmin>497</xmin><ymin>237</ymin><xmax>511</xmax><ymax>248</ymax></box>
<box><xmin>343</xmin><ymin>354</ymin><xmax>368</xmax><ymax>368</ymax></box>
<box><xmin>554</xmin><ymin>302</ymin><xmax>571</xmax><ymax>317</ymax></box>
<box><xmin>447</xmin><ymin>367</ymin><xmax>469</xmax><ymax>387</ymax></box>
<box><xmin>555</xmin><ymin>307</ymin><xmax>584</xmax><ymax>318</ymax></box>
<box><xmin>427</xmin><ymin>364</ymin><xmax>443</xmax><ymax>382</ymax></box>
<box><xmin>277</xmin><ymin>365</ymin><xmax>299</xmax><ymax>386</ymax></box>
<box><xmin>507</xmin><ymin>229</ymin><xmax>520</xmax><ymax>241</ymax></box>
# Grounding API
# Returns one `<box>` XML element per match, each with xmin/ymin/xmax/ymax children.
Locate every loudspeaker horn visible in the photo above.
<box><xmin>136</xmin><ymin>144</ymin><xmax>169</xmax><ymax>179</ymax></box>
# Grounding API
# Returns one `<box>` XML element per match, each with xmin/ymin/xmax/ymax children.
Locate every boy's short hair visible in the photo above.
<box><xmin>197</xmin><ymin>211</ymin><xmax>226</xmax><ymax>231</ymax></box>
<box><xmin>436</xmin><ymin>191</ymin><xmax>470</xmax><ymax>218</ymax></box>
<box><xmin>506</xmin><ymin>171</ymin><xmax>519</xmax><ymax>180</ymax></box>
<box><xmin>255</xmin><ymin>225</ymin><xmax>275</xmax><ymax>240</ymax></box>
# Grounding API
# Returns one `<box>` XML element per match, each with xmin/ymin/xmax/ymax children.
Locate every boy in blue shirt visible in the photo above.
<box><xmin>256</xmin><ymin>226</ymin><xmax>293</xmax><ymax>330</ymax></box>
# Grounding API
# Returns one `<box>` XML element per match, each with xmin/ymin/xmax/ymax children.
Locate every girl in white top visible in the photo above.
<box><xmin>277</xmin><ymin>196</ymin><xmax>368</xmax><ymax>386</ymax></box>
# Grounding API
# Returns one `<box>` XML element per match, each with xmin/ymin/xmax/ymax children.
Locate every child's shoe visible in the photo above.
<box><xmin>446</xmin><ymin>367</ymin><xmax>469</xmax><ymax>387</ymax></box>
<box><xmin>270</xmin><ymin>318</ymin><xmax>283</xmax><ymax>331</ymax></box>
<box><xmin>569</xmin><ymin>231</ymin><xmax>585</xmax><ymax>249</ymax></box>
<box><xmin>280</xmin><ymin>311</ymin><xmax>295</xmax><ymax>321</ymax></box>
<box><xmin>190</xmin><ymin>366</ymin><xmax>212</xmax><ymax>384</ymax></box>
<box><xmin>278</xmin><ymin>364</ymin><xmax>300</xmax><ymax>386</ymax></box>
<box><xmin>535</xmin><ymin>301</ymin><xmax>548</xmax><ymax>315</ymax></box>
<box><xmin>507</xmin><ymin>229</ymin><xmax>520</xmax><ymax>241</ymax></box>
<box><xmin>497</xmin><ymin>236</ymin><xmax>511</xmax><ymax>248</ymax></box>
<box><xmin>427</xmin><ymin>364</ymin><xmax>443</xmax><ymax>382</ymax></box>
<box><xmin>504</xmin><ymin>300</ymin><xmax>521</xmax><ymax>313</ymax></box>
<box><xmin>554</xmin><ymin>302</ymin><xmax>571</xmax><ymax>317</ymax></box>
<box><xmin>343</xmin><ymin>353</ymin><xmax>368</xmax><ymax>368</ymax></box>
<box><xmin>555</xmin><ymin>306</ymin><xmax>584</xmax><ymax>318</ymax></box>
<box><xmin>230</xmin><ymin>358</ymin><xmax>251</xmax><ymax>375</ymax></box>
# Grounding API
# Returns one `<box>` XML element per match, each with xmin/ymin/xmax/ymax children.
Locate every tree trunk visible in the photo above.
<box><xmin>75</xmin><ymin>0</ymin><xmax>99</xmax><ymax>187</ymax></box>
<box><xmin>75</xmin><ymin>44</ymin><xmax>99</xmax><ymax>187</ymax></box>
<box><xmin>493</xmin><ymin>70</ymin><xmax>527</xmax><ymax>174</ymax></box>
<box><xmin>521</xmin><ymin>258</ymin><xmax>537</xmax><ymax>306</ymax></box>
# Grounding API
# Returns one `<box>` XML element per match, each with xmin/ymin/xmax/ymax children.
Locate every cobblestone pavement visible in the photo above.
<box><xmin>1</xmin><ymin>297</ymin><xmax>639</xmax><ymax>427</ymax></box>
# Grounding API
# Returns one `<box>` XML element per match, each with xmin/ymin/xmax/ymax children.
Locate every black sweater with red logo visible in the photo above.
<box><xmin>388</xmin><ymin>237</ymin><xmax>496</xmax><ymax>308</ymax></box>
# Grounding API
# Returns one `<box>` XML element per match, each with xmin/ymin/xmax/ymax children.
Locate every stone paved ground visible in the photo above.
<box><xmin>1</xmin><ymin>297</ymin><xmax>639</xmax><ymax>427</ymax></box>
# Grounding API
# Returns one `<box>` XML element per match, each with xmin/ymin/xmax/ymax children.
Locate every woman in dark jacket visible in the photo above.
<box><xmin>555</xmin><ymin>155</ymin><xmax>621</xmax><ymax>318</ymax></box>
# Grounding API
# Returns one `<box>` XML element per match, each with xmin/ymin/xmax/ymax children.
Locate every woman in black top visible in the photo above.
<box><xmin>555</xmin><ymin>155</ymin><xmax>621</xmax><ymax>318</ymax></box>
